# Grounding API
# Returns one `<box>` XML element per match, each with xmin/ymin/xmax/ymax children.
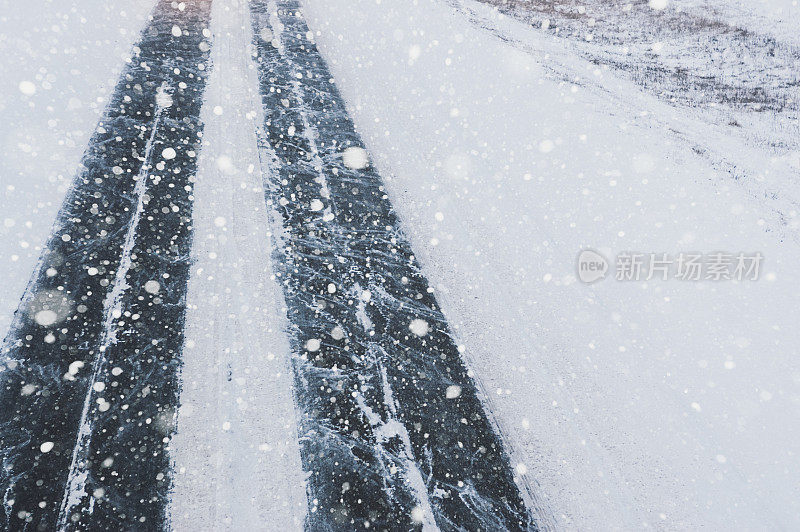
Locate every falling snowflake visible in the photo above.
<box><xmin>342</xmin><ymin>147</ymin><xmax>369</xmax><ymax>170</ymax></box>
<box><xmin>409</xmin><ymin>319</ymin><xmax>429</xmax><ymax>337</ymax></box>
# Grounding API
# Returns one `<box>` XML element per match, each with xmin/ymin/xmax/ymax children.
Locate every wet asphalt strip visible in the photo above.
<box><xmin>0</xmin><ymin>1</ymin><xmax>212</xmax><ymax>529</ymax></box>
<box><xmin>249</xmin><ymin>1</ymin><xmax>537</xmax><ymax>530</ymax></box>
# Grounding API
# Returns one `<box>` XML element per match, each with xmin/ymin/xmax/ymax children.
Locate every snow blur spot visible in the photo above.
<box><xmin>408</xmin><ymin>45</ymin><xmax>422</xmax><ymax>64</ymax></box>
<box><xmin>444</xmin><ymin>153</ymin><xmax>472</xmax><ymax>180</ymax></box>
<box><xmin>538</xmin><ymin>139</ymin><xmax>554</xmax><ymax>153</ymax></box>
<box><xmin>171</xmin><ymin>25</ymin><xmax>182</xmax><ymax>37</ymax></box>
<box><xmin>500</xmin><ymin>46</ymin><xmax>537</xmax><ymax>78</ymax></box>
<box><xmin>68</xmin><ymin>360</ymin><xmax>85</xmax><ymax>376</ymax></box>
<box><xmin>446</xmin><ymin>385</ymin><xmax>462</xmax><ymax>399</ymax></box>
<box><xmin>331</xmin><ymin>326</ymin><xmax>344</xmax><ymax>340</ymax></box>
<box><xmin>214</xmin><ymin>216</ymin><xmax>227</xmax><ymax>228</ymax></box>
<box><xmin>410</xmin><ymin>506</ymin><xmax>425</xmax><ymax>523</ymax></box>
<box><xmin>259</xmin><ymin>27</ymin><xmax>273</xmax><ymax>41</ymax></box>
<box><xmin>648</xmin><ymin>0</ymin><xmax>668</xmax><ymax>9</ymax></box>
<box><xmin>40</xmin><ymin>442</ymin><xmax>54</xmax><ymax>453</ymax></box>
<box><xmin>306</xmin><ymin>338</ymin><xmax>321</xmax><ymax>352</ymax></box>
<box><xmin>93</xmin><ymin>382</ymin><xmax>106</xmax><ymax>392</ymax></box>
<box><xmin>310</xmin><ymin>199</ymin><xmax>324</xmax><ymax>211</ymax></box>
<box><xmin>409</xmin><ymin>318</ymin><xmax>429</xmax><ymax>337</ymax></box>
<box><xmin>216</xmin><ymin>155</ymin><xmax>235</xmax><ymax>174</ymax></box>
<box><xmin>515</xmin><ymin>463</ymin><xmax>528</xmax><ymax>475</ymax></box>
<box><xmin>162</xmin><ymin>147</ymin><xmax>177</xmax><ymax>160</ymax></box>
<box><xmin>34</xmin><ymin>310</ymin><xmax>58</xmax><ymax>327</ymax></box>
<box><xmin>144</xmin><ymin>280</ymin><xmax>161</xmax><ymax>294</ymax></box>
<box><xmin>633</xmin><ymin>153</ymin><xmax>655</xmax><ymax>173</ymax></box>
<box><xmin>342</xmin><ymin>147</ymin><xmax>369</xmax><ymax>170</ymax></box>
<box><xmin>18</xmin><ymin>81</ymin><xmax>36</xmax><ymax>96</ymax></box>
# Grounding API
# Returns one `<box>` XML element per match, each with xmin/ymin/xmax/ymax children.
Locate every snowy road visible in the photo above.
<box><xmin>2</xmin><ymin>0</ymin><xmax>800</xmax><ymax>530</ymax></box>
<box><xmin>1</xmin><ymin>0</ymin><xmax>536</xmax><ymax>530</ymax></box>
<box><xmin>1</xmin><ymin>0</ymin><xmax>213</xmax><ymax>528</ymax></box>
<box><xmin>249</xmin><ymin>1</ymin><xmax>535</xmax><ymax>529</ymax></box>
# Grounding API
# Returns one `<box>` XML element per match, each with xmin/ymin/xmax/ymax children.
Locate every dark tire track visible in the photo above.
<box><xmin>0</xmin><ymin>1</ymin><xmax>212</xmax><ymax>529</ymax></box>
<box><xmin>249</xmin><ymin>1</ymin><xmax>537</xmax><ymax>530</ymax></box>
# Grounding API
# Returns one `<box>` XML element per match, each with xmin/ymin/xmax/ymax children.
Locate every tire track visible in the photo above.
<box><xmin>0</xmin><ymin>1</ymin><xmax>213</xmax><ymax>529</ymax></box>
<box><xmin>249</xmin><ymin>1</ymin><xmax>537</xmax><ymax>529</ymax></box>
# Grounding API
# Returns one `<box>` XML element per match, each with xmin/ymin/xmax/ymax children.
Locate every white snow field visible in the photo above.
<box><xmin>695</xmin><ymin>0</ymin><xmax>800</xmax><ymax>46</ymax></box>
<box><xmin>1</xmin><ymin>0</ymin><xmax>799</xmax><ymax>529</ymax></box>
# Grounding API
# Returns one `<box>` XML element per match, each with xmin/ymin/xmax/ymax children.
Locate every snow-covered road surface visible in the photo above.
<box><xmin>2</xmin><ymin>0</ymin><xmax>535</xmax><ymax>529</ymax></box>
<box><xmin>302</xmin><ymin>0</ymin><xmax>800</xmax><ymax>528</ymax></box>
<box><xmin>169</xmin><ymin>0</ymin><xmax>306</xmax><ymax>528</ymax></box>
<box><xmin>248</xmin><ymin>1</ymin><xmax>536</xmax><ymax>529</ymax></box>
<box><xmin>2</xmin><ymin>0</ymin><xmax>800</xmax><ymax>529</ymax></box>
<box><xmin>1</xmin><ymin>0</ymin><xmax>213</xmax><ymax>528</ymax></box>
